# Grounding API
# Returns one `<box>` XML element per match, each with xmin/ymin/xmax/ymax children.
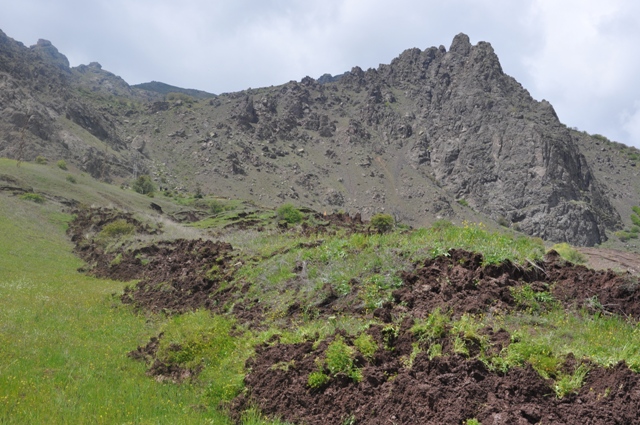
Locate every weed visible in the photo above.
<box><xmin>19</xmin><ymin>192</ymin><xmax>45</xmax><ymax>203</ymax></box>
<box><xmin>307</xmin><ymin>371</ymin><xmax>330</xmax><ymax>388</ymax></box>
<box><xmin>326</xmin><ymin>336</ymin><xmax>356</xmax><ymax>376</ymax></box>
<box><xmin>465</xmin><ymin>419</ymin><xmax>481</xmax><ymax>425</ymax></box>
<box><xmin>555</xmin><ymin>364</ymin><xmax>590</xmax><ymax>398</ymax></box>
<box><xmin>110</xmin><ymin>253</ymin><xmax>123</xmax><ymax>266</ymax></box>
<box><xmin>457</xmin><ymin>198</ymin><xmax>469</xmax><ymax>207</ymax></box>
<box><xmin>427</xmin><ymin>343</ymin><xmax>443</xmax><ymax>360</ymax></box>
<box><xmin>551</xmin><ymin>243</ymin><xmax>586</xmax><ymax>264</ymax></box>
<box><xmin>510</xmin><ymin>284</ymin><xmax>556</xmax><ymax>312</ymax></box>
<box><xmin>453</xmin><ymin>335</ymin><xmax>469</xmax><ymax>356</ymax></box>
<box><xmin>56</xmin><ymin>159</ymin><xmax>67</xmax><ymax>170</ymax></box>
<box><xmin>381</xmin><ymin>324</ymin><xmax>399</xmax><ymax>350</ymax></box>
<box><xmin>66</xmin><ymin>174</ymin><xmax>77</xmax><ymax>183</ymax></box>
<box><xmin>353</xmin><ymin>332</ymin><xmax>377</xmax><ymax>361</ymax></box>
<box><xmin>401</xmin><ymin>342</ymin><xmax>422</xmax><ymax>368</ymax></box>
<box><xmin>411</xmin><ymin>308</ymin><xmax>450</xmax><ymax>342</ymax></box>
<box><xmin>502</xmin><ymin>340</ymin><xmax>561</xmax><ymax>379</ymax></box>
<box><xmin>271</xmin><ymin>360</ymin><xmax>296</xmax><ymax>372</ymax></box>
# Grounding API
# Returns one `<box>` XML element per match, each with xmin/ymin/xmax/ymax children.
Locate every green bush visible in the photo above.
<box><xmin>20</xmin><ymin>192</ymin><xmax>45</xmax><ymax>204</ymax></box>
<box><xmin>370</xmin><ymin>213</ymin><xmax>394</xmax><ymax>233</ymax></box>
<box><xmin>326</xmin><ymin>336</ymin><xmax>354</xmax><ymax>375</ymax></box>
<box><xmin>56</xmin><ymin>160</ymin><xmax>67</xmax><ymax>170</ymax></box>
<box><xmin>276</xmin><ymin>203</ymin><xmax>304</xmax><ymax>224</ymax></box>
<box><xmin>132</xmin><ymin>175</ymin><xmax>156</xmax><ymax>195</ymax></box>
<box><xmin>34</xmin><ymin>155</ymin><xmax>47</xmax><ymax>165</ymax></box>
<box><xmin>98</xmin><ymin>219</ymin><xmax>135</xmax><ymax>239</ymax></box>
<box><xmin>66</xmin><ymin>175</ymin><xmax>77</xmax><ymax>184</ymax></box>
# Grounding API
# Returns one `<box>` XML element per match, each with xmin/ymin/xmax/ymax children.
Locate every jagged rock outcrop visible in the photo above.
<box><xmin>374</xmin><ymin>33</ymin><xmax>617</xmax><ymax>245</ymax></box>
<box><xmin>0</xmin><ymin>29</ymin><xmax>632</xmax><ymax>245</ymax></box>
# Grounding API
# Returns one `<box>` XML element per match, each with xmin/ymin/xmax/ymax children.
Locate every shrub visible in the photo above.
<box><xmin>326</xmin><ymin>336</ymin><xmax>354</xmax><ymax>376</ymax></box>
<box><xmin>20</xmin><ymin>192</ymin><xmax>45</xmax><ymax>203</ymax></box>
<box><xmin>66</xmin><ymin>175</ymin><xmax>77</xmax><ymax>184</ymax></box>
<box><xmin>34</xmin><ymin>155</ymin><xmax>47</xmax><ymax>165</ymax></box>
<box><xmin>370</xmin><ymin>213</ymin><xmax>394</xmax><ymax>233</ymax></box>
<box><xmin>276</xmin><ymin>203</ymin><xmax>304</xmax><ymax>224</ymax></box>
<box><xmin>208</xmin><ymin>199</ymin><xmax>228</xmax><ymax>215</ymax></box>
<box><xmin>457</xmin><ymin>198</ymin><xmax>469</xmax><ymax>207</ymax></box>
<box><xmin>56</xmin><ymin>160</ymin><xmax>67</xmax><ymax>170</ymax></box>
<box><xmin>98</xmin><ymin>219</ymin><xmax>135</xmax><ymax>239</ymax></box>
<box><xmin>132</xmin><ymin>175</ymin><xmax>156</xmax><ymax>195</ymax></box>
<box><xmin>325</xmin><ymin>336</ymin><xmax>362</xmax><ymax>382</ymax></box>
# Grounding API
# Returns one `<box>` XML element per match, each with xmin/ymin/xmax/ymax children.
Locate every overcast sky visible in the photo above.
<box><xmin>2</xmin><ymin>0</ymin><xmax>640</xmax><ymax>148</ymax></box>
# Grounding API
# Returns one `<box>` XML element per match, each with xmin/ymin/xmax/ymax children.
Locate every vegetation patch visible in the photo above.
<box><xmin>19</xmin><ymin>192</ymin><xmax>45</xmax><ymax>203</ymax></box>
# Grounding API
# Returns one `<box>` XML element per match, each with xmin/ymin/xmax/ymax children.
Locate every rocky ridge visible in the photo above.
<box><xmin>0</xmin><ymin>29</ymin><xmax>637</xmax><ymax>246</ymax></box>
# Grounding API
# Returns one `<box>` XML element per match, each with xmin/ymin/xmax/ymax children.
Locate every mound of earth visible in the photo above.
<box><xmin>231</xmin><ymin>327</ymin><xmax>640</xmax><ymax>425</ymax></box>
<box><xmin>67</xmin><ymin>206</ymin><xmax>159</xmax><ymax>278</ymax></box>
<box><xmin>376</xmin><ymin>249</ymin><xmax>640</xmax><ymax>321</ymax></box>
<box><xmin>120</xmin><ymin>238</ymin><xmax>237</xmax><ymax>314</ymax></box>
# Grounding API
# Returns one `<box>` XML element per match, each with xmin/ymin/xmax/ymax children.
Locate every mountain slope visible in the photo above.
<box><xmin>0</xmin><ymin>29</ymin><xmax>637</xmax><ymax>246</ymax></box>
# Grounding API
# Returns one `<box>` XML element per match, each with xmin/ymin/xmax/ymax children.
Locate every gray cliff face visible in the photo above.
<box><xmin>367</xmin><ymin>34</ymin><xmax>617</xmax><ymax>245</ymax></box>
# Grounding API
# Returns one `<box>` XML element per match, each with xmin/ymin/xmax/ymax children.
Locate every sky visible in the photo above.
<box><xmin>1</xmin><ymin>0</ymin><xmax>640</xmax><ymax>148</ymax></box>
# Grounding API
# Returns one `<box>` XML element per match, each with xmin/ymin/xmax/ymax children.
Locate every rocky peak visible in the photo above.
<box><xmin>449</xmin><ymin>32</ymin><xmax>472</xmax><ymax>56</ymax></box>
<box><xmin>31</xmin><ymin>39</ymin><xmax>70</xmax><ymax>70</ymax></box>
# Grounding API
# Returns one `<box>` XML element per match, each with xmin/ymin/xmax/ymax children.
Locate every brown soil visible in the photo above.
<box><xmin>119</xmin><ymin>238</ymin><xmax>238</xmax><ymax>314</ymax></box>
<box><xmin>372</xmin><ymin>250</ymin><xmax>640</xmax><ymax>321</ymax></box>
<box><xmin>67</xmin><ymin>208</ymin><xmax>640</xmax><ymax>423</ymax></box>
<box><xmin>232</xmin><ymin>249</ymin><xmax>640</xmax><ymax>424</ymax></box>
<box><xmin>232</xmin><ymin>328</ymin><xmax>640</xmax><ymax>425</ymax></box>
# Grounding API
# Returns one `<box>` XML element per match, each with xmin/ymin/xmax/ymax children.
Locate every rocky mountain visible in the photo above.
<box><xmin>1</xmin><ymin>29</ymin><xmax>638</xmax><ymax>246</ymax></box>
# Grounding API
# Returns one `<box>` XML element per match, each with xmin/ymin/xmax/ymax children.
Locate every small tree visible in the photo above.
<box><xmin>371</xmin><ymin>213</ymin><xmax>394</xmax><ymax>233</ymax></box>
<box><xmin>132</xmin><ymin>175</ymin><xmax>156</xmax><ymax>195</ymax></box>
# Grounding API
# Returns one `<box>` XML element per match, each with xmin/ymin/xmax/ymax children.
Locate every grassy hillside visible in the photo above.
<box><xmin>1</xmin><ymin>157</ymin><xmax>640</xmax><ymax>424</ymax></box>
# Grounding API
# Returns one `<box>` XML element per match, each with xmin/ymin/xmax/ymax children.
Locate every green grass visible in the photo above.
<box><xmin>0</xmin><ymin>190</ymin><xmax>280</xmax><ymax>424</ymax></box>
<box><xmin>501</xmin><ymin>310</ymin><xmax>640</xmax><ymax>372</ymax></box>
<box><xmin>233</xmin><ymin>220</ymin><xmax>545</xmax><ymax>319</ymax></box>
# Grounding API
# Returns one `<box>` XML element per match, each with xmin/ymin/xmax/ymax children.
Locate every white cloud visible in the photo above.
<box><xmin>1</xmin><ymin>0</ymin><xmax>640</xmax><ymax>147</ymax></box>
<box><xmin>521</xmin><ymin>0</ymin><xmax>640</xmax><ymax>146</ymax></box>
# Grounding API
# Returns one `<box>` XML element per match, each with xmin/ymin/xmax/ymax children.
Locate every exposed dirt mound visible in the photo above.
<box><xmin>545</xmin><ymin>251</ymin><xmax>640</xmax><ymax>317</ymax></box>
<box><xmin>377</xmin><ymin>249</ymin><xmax>640</xmax><ymax>320</ymax></box>
<box><xmin>67</xmin><ymin>206</ymin><xmax>159</xmax><ymax>278</ymax></box>
<box><xmin>232</xmin><ymin>327</ymin><xmax>640</xmax><ymax>425</ymax></box>
<box><xmin>120</xmin><ymin>238</ymin><xmax>236</xmax><ymax>314</ymax></box>
<box><xmin>127</xmin><ymin>333</ymin><xmax>200</xmax><ymax>383</ymax></box>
